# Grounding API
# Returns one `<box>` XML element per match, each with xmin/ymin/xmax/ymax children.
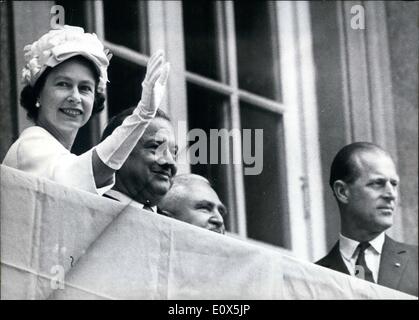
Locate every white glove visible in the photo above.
<box><xmin>95</xmin><ymin>50</ymin><xmax>170</xmax><ymax>170</ymax></box>
<box><xmin>153</xmin><ymin>62</ymin><xmax>170</xmax><ymax>110</ymax></box>
<box><xmin>135</xmin><ymin>50</ymin><xmax>170</xmax><ymax>118</ymax></box>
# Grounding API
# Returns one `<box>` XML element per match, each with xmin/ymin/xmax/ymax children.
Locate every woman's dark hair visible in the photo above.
<box><xmin>101</xmin><ymin>107</ymin><xmax>171</xmax><ymax>142</ymax></box>
<box><xmin>20</xmin><ymin>55</ymin><xmax>106</xmax><ymax>121</ymax></box>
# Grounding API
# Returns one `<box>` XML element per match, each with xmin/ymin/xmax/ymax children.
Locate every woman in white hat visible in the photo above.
<box><xmin>3</xmin><ymin>25</ymin><xmax>170</xmax><ymax>195</ymax></box>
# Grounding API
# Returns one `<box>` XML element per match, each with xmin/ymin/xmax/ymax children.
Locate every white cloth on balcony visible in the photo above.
<box><xmin>1</xmin><ymin>165</ymin><xmax>414</xmax><ymax>300</ymax></box>
<box><xmin>2</xmin><ymin>126</ymin><xmax>113</xmax><ymax>195</ymax></box>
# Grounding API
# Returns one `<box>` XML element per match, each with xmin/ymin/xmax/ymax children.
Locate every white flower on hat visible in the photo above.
<box><xmin>21</xmin><ymin>25</ymin><xmax>110</xmax><ymax>93</ymax></box>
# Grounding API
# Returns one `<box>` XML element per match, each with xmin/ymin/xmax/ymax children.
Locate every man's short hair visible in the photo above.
<box><xmin>161</xmin><ymin>174</ymin><xmax>212</xmax><ymax>205</ymax></box>
<box><xmin>101</xmin><ymin>107</ymin><xmax>171</xmax><ymax>141</ymax></box>
<box><xmin>172</xmin><ymin>174</ymin><xmax>211</xmax><ymax>188</ymax></box>
<box><xmin>329</xmin><ymin>142</ymin><xmax>391</xmax><ymax>189</ymax></box>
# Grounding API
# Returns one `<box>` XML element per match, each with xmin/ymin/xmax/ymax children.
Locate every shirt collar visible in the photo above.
<box><xmin>339</xmin><ymin>232</ymin><xmax>385</xmax><ymax>261</ymax></box>
<box><xmin>369</xmin><ymin>232</ymin><xmax>385</xmax><ymax>254</ymax></box>
<box><xmin>339</xmin><ymin>233</ymin><xmax>359</xmax><ymax>261</ymax></box>
<box><xmin>105</xmin><ymin>189</ymin><xmax>157</xmax><ymax>213</ymax></box>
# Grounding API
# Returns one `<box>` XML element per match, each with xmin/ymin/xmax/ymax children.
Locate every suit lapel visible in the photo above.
<box><xmin>323</xmin><ymin>241</ymin><xmax>351</xmax><ymax>275</ymax></box>
<box><xmin>378</xmin><ymin>235</ymin><xmax>409</xmax><ymax>290</ymax></box>
<box><xmin>157</xmin><ymin>207</ymin><xmax>168</xmax><ymax>216</ymax></box>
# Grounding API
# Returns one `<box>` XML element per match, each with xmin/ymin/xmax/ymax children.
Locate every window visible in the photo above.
<box><xmin>234</xmin><ymin>2</ymin><xmax>281</xmax><ymax>101</ymax></box>
<box><xmin>58</xmin><ymin>0</ymin><xmax>325</xmax><ymax>259</ymax></box>
<box><xmin>57</xmin><ymin>1</ymin><xmax>153</xmax><ymax>151</ymax></box>
<box><xmin>182</xmin><ymin>0</ymin><xmax>290</xmax><ymax>248</ymax></box>
<box><xmin>103</xmin><ymin>1</ymin><xmax>148</xmax><ymax>118</ymax></box>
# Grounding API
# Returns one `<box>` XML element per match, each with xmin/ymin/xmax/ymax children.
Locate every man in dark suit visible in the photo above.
<box><xmin>316</xmin><ymin>142</ymin><xmax>418</xmax><ymax>296</ymax></box>
<box><xmin>101</xmin><ymin>107</ymin><xmax>177</xmax><ymax>214</ymax></box>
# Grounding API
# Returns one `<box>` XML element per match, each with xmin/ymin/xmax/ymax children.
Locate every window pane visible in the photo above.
<box><xmin>234</xmin><ymin>2</ymin><xmax>281</xmax><ymax>101</ymax></box>
<box><xmin>186</xmin><ymin>83</ymin><xmax>232</xmax><ymax>229</ymax></box>
<box><xmin>240</xmin><ymin>102</ymin><xmax>289</xmax><ymax>248</ymax></box>
<box><xmin>56</xmin><ymin>0</ymin><xmax>86</xmax><ymax>28</ymax></box>
<box><xmin>182</xmin><ymin>0</ymin><xmax>220</xmax><ymax>81</ymax></box>
<box><xmin>106</xmin><ymin>56</ymin><xmax>146</xmax><ymax>118</ymax></box>
<box><xmin>104</xmin><ymin>1</ymin><xmax>148</xmax><ymax>54</ymax></box>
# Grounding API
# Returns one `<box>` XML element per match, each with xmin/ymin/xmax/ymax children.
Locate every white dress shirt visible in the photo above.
<box><xmin>339</xmin><ymin>232</ymin><xmax>385</xmax><ymax>283</ymax></box>
<box><xmin>105</xmin><ymin>189</ymin><xmax>157</xmax><ymax>213</ymax></box>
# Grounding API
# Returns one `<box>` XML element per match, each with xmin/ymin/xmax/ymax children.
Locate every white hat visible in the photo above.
<box><xmin>21</xmin><ymin>25</ymin><xmax>110</xmax><ymax>93</ymax></box>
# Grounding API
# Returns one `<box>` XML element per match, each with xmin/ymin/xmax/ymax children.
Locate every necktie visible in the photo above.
<box><xmin>142</xmin><ymin>202</ymin><xmax>154</xmax><ymax>213</ymax></box>
<box><xmin>354</xmin><ymin>242</ymin><xmax>375</xmax><ymax>283</ymax></box>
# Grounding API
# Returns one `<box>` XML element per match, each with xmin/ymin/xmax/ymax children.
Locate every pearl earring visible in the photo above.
<box><xmin>35</xmin><ymin>101</ymin><xmax>41</xmax><ymax>108</ymax></box>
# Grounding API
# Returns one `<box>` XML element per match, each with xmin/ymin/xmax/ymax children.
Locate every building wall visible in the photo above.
<box><xmin>386</xmin><ymin>1</ymin><xmax>418</xmax><ymax>245</ymax></box>
<box><xmin>310</xmin><ymin>1</ymin><xmax>348</xmax><ymax>251</ymax></box>
<box><xmin>0</xmin><ymin>1</ymin><xmax>18</xmax><ymax>161</ymax></box>
<box><xmin>0</xmin><ymin>1</ymin><xmax>54</xmax><ymax>161</ymax></box>
<box><xmin>310</xmin><ymin>1</ymin><xmax>418</xmax><ymax>249</ymax></box>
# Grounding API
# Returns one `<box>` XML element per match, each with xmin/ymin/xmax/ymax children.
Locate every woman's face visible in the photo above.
<box><xmin>37</xmin><ymin>58</ymin><xmax>96</xmax><ymax>135</ymax></box>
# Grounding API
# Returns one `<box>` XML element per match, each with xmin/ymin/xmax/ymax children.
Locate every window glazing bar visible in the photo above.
<box><xmin>103</xmin><ymin>40</ymin><xmax>285</xmax><ymax>114</ymax></box>
<box><xmin>186</xmin><ymin>71</ymin><xmax>286</xmax><ymax>114</ymax></box>
<box><xmin>103</xmin><ymin>40</ymin><xmax>149</xmax><ymax>66</ymax></box>
<box><xmin>223</xmin><ymin>0</ymin><xmax>247</xmax><ymax>238</ymax></box>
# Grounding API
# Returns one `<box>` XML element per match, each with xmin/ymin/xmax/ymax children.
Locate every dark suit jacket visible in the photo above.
<box><xmin>103</xmin><ymin>193</ymin><xmax>166</xmax><ymax>216</ymax></box>
<box><xmin>316</xmin><ymin>235</ymin><xmax>418</xmax><ymax>296</ymax></box>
